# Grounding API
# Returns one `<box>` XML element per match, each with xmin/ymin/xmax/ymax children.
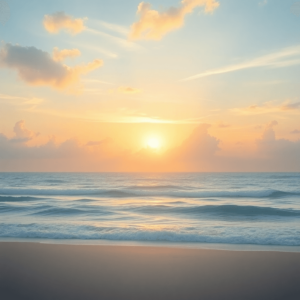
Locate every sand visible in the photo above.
<box><xmin>1</xmin><ymin>242</ymin><xmax>300</xmax><ymax>300</ymax></box>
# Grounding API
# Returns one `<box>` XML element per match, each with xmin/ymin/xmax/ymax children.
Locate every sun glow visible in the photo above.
<box><xmin>147</xmin><ymin>137</ymin><xmax>161</xmax><ymax>149</ymax></box>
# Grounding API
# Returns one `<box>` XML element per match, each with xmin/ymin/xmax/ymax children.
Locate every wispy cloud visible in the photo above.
<box><xmin>88</xmin><ymin>114</ymin><xmax>217</xmax><ymax>124</ymax></box>
<box><xmin>181</xmin><ymin>45</ymin><xmax>300</xmax><ymax>82</ymax></box>
<box><xmin>0</xmin><ymin>93</ymin><xmax>44</xmax><ymax>110</ymax></box>
<box><xmin>118</xmin><ymin>86</ymin><xmax>142</xmax><ymax>94</ymax></box>
<box><xmin>232</xmin><ymin>100</ymin><xmax>300</xmax><ymax>115</ymax></box>
<box><xmin>69</xmin><ymin>42</ymin><xmax>118</xmax><ymax>59</ymax></box>
<box><xmin>91</xmin><ymin>20</ymin><xmax>129</xmax><ymax>36</ymax></box>
<box><xmin>0</xmin><ymin>94</ymin><xmax>28</xmax><ymax>101</ymax></box>
<box><xmin>86</xmin><ymin>27</ymin><xmax>142</xmax><ymax>51</ymax></box>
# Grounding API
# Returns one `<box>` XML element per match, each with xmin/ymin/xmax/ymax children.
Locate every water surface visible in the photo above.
<box><xmin>0</xmin><ymin>173</ymin><xmax>299</xmax><ymax>246</ymax></box>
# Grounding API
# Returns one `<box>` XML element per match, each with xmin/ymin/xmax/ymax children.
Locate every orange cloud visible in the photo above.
<box><xmin>53</xmin><ymin>47</ymin><xmax>81</xmax><ymax>62</ymax></box>
<box><xmin>43</xmin><ymin>12</ymin><xmax>86</xmax><ymax>35</ymax></box>
<box><xmin>1</xmin><ymin>122</ymin><xmax>300</xmax><ymax>172</ymax></box>
<box><xmin>11</xmin><ymin>120</ymin><xmax>39</xmax><ymax>143</ymax></box>
<box><xmin>0</xmin><ymin>43</ymin><xmax>103</xmax><ymax>90</ymax></box>
<box><xmin>118</xmin><ymin>86</ymin><xmax>142</xmax><ymax>94</ymax></box>
<box><xmin>130</xmin><ymin>0</ymin><xmax>220</xmax><ymax>40</ymax></box>
<box><xmin>173</xmin><ymin>124</ymin><xmax>220</xmax><ymax>160</ymax></box>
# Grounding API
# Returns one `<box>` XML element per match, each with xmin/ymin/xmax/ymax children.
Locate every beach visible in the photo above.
<box><xmin>1</xmin><ymin>242</ymin><xmax>300</xmax><ymax>300</ymax></box>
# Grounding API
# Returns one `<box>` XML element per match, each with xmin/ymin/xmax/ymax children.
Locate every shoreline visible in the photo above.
<box><xmin>1</xmin><ymin>242</ymin><xmax>300</xmax><ymax>300</ymax></box>
<box><xmin>1</xmin><ymin>237</ymin><xmax>300</xmax><ymax>253</ymax></box>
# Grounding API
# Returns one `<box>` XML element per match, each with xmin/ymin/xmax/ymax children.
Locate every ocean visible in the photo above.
<box><xmin>0</xmin><ymin>172</ymin><xmax>299</xmax><ymax>248</ymax></box>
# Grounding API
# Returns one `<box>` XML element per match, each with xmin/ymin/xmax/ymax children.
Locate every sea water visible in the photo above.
<box><xmin>0</xmin><ymin>173</ymin><xmax>299</xmax><ymax>247</ymax></box>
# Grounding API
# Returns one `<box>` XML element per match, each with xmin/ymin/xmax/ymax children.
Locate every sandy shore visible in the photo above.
<box><xmin>1</xmin><ymin>242</ymin><xmax>300</xmax><ymax>300</ymax></box>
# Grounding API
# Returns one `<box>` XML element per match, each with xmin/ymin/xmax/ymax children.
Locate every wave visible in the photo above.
<box><xmin>43</xmin><ymin>180</ymin><xmax>66</xmax><ymax>184</ymax></box>
<box><xmin>1</xmin><ymin>200</ymin><xmax>299</xmax><ymax>220</ymax></box>
<box><xmin>0</xmin><ymin>189</ymin><xmax>136</xmax><ymax>198</ymax></box>
<box><xmin>133</xmin><ymin>204</ymin><xmax>300</xmax><ymax>218</ymax></box>
<box><xmin>127</xmin><ymin>184</ymin><xmax>191</xmax><ymax>190</ymax></box>
<box><xmin>269</xmin><ymin>174</ymin><xmax>300</xmax><ymax>179</ymax></box>
<box><xmin>30</xmin><ymin>206</ymin><xmax>113</xmax><ymax>217</ymax></box>
<box><xmin>1</xmin><ymin>223</ymin><xmax>300</xmax><ymax>246</ymax></box>
<box><xmin>0</xmin><ymin>196</ymin><xmax>41</xmax><ymax>202</ymax></box>
<box><xmin>0</xmin><ymin>205</ymin><xmax>33</xmax><ymax>214</ymax></box>
<box><xmin>0</xmin><ymin>201</ymin><xmax>113</xmax><ymax>217</ymax></box>
<box><xmin>0</xmin><ymin>188</ymin><xmax>299</xmax><ymax>199</ymax></box>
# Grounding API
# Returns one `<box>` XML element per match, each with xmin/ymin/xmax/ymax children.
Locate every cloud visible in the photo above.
<box><xmin>43</xmin><ymin>12</ymin><xmax>86</xmax><ymax>35</ymax></box>
<box><xmin>52</xmin><ymin>47</ymin><xmax>81</xmax><ymax>62</ymax></box>
<box><xmin>291</xmin><ymin>129</ymin><xmax>300</xmax><ymax>134</ymax></box>
<box><xmin>86</xmin><ymin>141</ymin><xmax>104</xmax><ymax>146</ymax></box>
<box><xmin>0</xmin><ymin>93</ymin><xmax>44</xmax><ymax>110</ymax></box>
<box><xmin>256</xmin><ymin>122</ymin><xmax>300</xmax><ymax>169</ymax></box>
<box><xmin>233</xmin><ymin>100</ymin><xmax>300</xmax><ymax>115</ymax></box>
<box><xmin>261</xmin><ymin>120</ymin><xmax>278</xmax><ymax>141</ymax></box>
<box><xmin>10</xmin><ymin>120</ymin><xmax>38</xmax><ymax>143</ymax></box>
<box><xmin>86</xmin><ymin>28</ymin><xmax>141</xmax><ymax>51</ymax></box>
<box><xmin>118</xmin><ymin>86</ymin><xmax>142</xmax><ymax>94</ymax></box>
<box><xmin>95</xmin><ymin>20</ymin><xmax>129</xmax><ymax>36</ymax></box>
<box><xmin>0</xmin><ymin>43</ymin><xmax>103</xmax><ymax>90</ymax></box>
<box><xmin>0</xmin><ymin>122</ymin><xmax>120</xmax><ymax>172</ymax></box>
<box><xmin>86</xmin><ymin>138</ymin><xmax>113</xmax><ymax>147</ymax></box>
<box><xmin>0</xmin><ymin>121</ymin><xmax>299</xmax><ymax>172</ymax></box>
<box><xmin>171</xmin><ymin>122</ymin><xmax>300</xmax><ymax>171</ymax></box>
<box><xmin>129</xmin><ymin>0</ymin><xmax>220</xmax><ymax>40</ymax></box>
<box><xmin>172</xmin><ymin>124</ymin><xmax>220</xmax><ymax>162</ymax></box>
<box><xmin>73</xmin><ymin>42</ymin><xmax>118</xmax><ymax>59</ymax></box>
<box><xmin>182</xmin><ymin>45</ymin><xmax>300</xmax><ymax>81</ymax></box>
<box><xmin>281</xmin><ymin>101</ymin><xmax>300</xmax><ymax>111</ymax></box>
<box><xmin>1</xmin><ymin>122</ymin><xmax>220</xmax><ymax>172</ymax></box>
<box><xmin>84</xmin><ymin>20</ymin><xmax>141</xmax><ymax>51</ymax></box>
<box><xmin>0</xmin><ymin>94</ymin><xmax>28</xmax><ymax>101</ymax></box>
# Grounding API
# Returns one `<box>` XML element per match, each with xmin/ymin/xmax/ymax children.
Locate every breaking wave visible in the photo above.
<box><xmin>0</xmin><ymin>223</ymin><xmax>300</xmax><ymax>246</ymax></box>
<box><xmin>0</xmin><ymin>188</ymin><xmax>299</xmax><ymax>199</ymax></box>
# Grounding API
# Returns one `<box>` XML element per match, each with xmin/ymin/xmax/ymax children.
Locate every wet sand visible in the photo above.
<box><xmin>1</xmin><ymin>242</ymin><xmax>300</xmax><ymax>300</ymax></box>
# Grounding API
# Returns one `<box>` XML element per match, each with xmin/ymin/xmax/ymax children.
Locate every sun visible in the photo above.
<box><xmin>147</xmin><ymin>137</ymin><xmax>161</xmax><ymax>149</ymax></box>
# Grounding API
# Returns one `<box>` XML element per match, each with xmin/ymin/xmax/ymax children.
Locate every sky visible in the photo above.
<box><xmin>0</xmin><ymin>0</ymin><xmax>299</xmax><ymax>172</ymax></box>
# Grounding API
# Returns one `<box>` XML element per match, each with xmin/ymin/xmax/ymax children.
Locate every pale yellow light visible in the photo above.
<box><xmin>147</xmin><ymin>137</ymin><xmax>161</xmax><ymax>149</ymax></box>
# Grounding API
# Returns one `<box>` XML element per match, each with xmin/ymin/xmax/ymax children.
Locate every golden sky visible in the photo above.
<box><xmin>0</xmin><ymin>0</ymin><xmax>299</xmax><ymax>171</ymax></box>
